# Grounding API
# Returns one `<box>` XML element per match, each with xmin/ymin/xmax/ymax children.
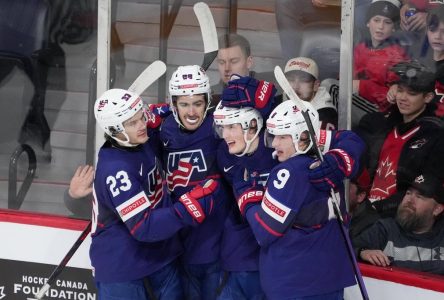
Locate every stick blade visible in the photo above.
<box><xmin>128</xmin><ymin>60</ymin><xmax>167</xmax><ymax>95</ymax></box>
<box><xmin>194</xmin><ymin>2</ymin><xmax>218</xmax><ymax>54</ymax></box>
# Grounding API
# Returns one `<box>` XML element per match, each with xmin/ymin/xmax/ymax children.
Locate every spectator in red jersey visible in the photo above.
<box><xmin>353</xmin><ymin>0</ymin><xmax>410</xmax><ymax>112</ymax></box>
<box><xmin>356</xmin><ymin>60</ymin><xmax>444</xmax><ymax>218</ymax></box>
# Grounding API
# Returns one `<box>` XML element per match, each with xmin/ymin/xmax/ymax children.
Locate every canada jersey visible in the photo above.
<box><xmin>217</xmin><ymin>131</ymin><xmax>276</xmax><ymax>271</ymax></box>
<box><xmin>160</xmin><ymin>114</ymin><xmax>230</xmax><ymax>264</ymax></box>
<box><xmin>90</xmin><ymin>141</ymin><xmax>182</xmax><ymax>283</ymax></box>
<box><xmin>246</xmin><ymin>156</ymin><xmax>355</xmax><ymax>298</ymax></box>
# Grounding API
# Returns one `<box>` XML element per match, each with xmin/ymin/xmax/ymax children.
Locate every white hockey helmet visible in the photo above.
<box><xmin>169</xmin><ymin>65</ymin><xmax>212</xmax><ymax>128</ymax></box>
<box><xmin>265</xmin><ymin>100</ymin><xmax>320</xmax><ymax>155</ymax></box>
<box><xmin>213</xmin><ymin>102</ymin><xmax>263</xmax><ymax>156</ymax></box>
<box><xmin>94</xmin><ymin>88</ymin><xmax>144</xmax><ymax>147</ymax></box>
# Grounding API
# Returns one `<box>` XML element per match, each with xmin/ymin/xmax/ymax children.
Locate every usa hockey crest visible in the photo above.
<box><xmin>166</xmin><ymin>149</ymin><xmax>208</xmax><ymax>191</ymax></box>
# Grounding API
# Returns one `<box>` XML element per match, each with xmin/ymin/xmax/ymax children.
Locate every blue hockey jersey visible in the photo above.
<box><xmin>160</xmin><ymin>115</ymin><xmax>230</xmax><ymax>264</ymax></box>
<box><xmin>217</xmin><ymin>131</ymin><xmax>275</xmax><ymax>271</ymax></box>
<box><xmin>90</xmin><ymin>141</ymin><xmax>183</xmax><ymax>283</ymax></box>
<box><xmin>246</xmin><ymin>154</ymin><xmax>357</xmax><ymax>299</ymax></box>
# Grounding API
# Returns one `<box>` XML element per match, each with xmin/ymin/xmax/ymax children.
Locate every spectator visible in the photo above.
<box><xmin>422</xmin><ymin>6</ymin><xmax>444</xmax><ymax>117</ymax></box>
<box><xmin>160</xmin><ymin>65</ymin><xmax>231</xmax><ymax>299</ymax></box>
<box><xmin>91</xmin><ymin>88</ymin><xmax>220</xmax><ymax>299</ymax></box>
<box><xmin>353</xmin><ymin>173</ymin><xmax>444</xmax><ymax>275</ymax></box>
<box><xmin>353</xmin><ymin>0</ymin><xmax>410</xmax><ymax>113</ymax></box>
<box><xmin>212</xmin><ymin>33</ymin><xmax>277</xmax><ymax>100</ymax></box>
<box><xmin>284</xmin><ymin>57</ymin><xmax>338</xmax><ymax>129</ymax></box>
<box><xmin>232</xmin><ymin>100</ymin><xmax>364</xmax><ymax>299</ymax></box>
<box><xmin>63</xmin><ymin>165</ymin><xmax>93</xmax><ymax>219</ymax></box>
<box><xmin>358</xmin><ymin>61</ymin><xmax>444</xmax><ymax>218</ymax></box>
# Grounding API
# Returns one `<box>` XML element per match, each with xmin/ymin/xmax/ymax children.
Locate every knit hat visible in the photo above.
<box><xmin>284</xmin><ymin>57</ymin><xmax>319</xmax><ymax>80</ymax></box>
<box><xmin>391</xmin><ymin>61</ymin><xmax>436</xmax><ymax>93</ymax></box>
<box><xmin>408</xmin><ymin>174</ymin><xmax>444</xmax><ymax>204</ymax></box>
<box><xmin>366</xmin><ymin>0</ymin><xmax>401</xmax><ymax>23</ymax></box>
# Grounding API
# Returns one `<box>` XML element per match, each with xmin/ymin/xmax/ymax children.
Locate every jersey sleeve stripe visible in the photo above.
<box><xmin>254</xmin><ymin>212</ymin><xmax>283</xmax><ymax>237</ymax></box>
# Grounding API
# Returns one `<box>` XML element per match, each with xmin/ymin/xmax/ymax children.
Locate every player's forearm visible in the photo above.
<box><xmin>128</xmin><ymin>207</ymin><xmax>185</xmax><ymax>242</ymax></box>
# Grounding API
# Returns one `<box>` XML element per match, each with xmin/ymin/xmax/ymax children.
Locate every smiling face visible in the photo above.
<box><xmin>220</xmin><ymin>123</ymin><xmax>247</xmax><ymax>154</ymax></box>
<box><xmin>116</xmin><ymin>109</ymin><xmax>148</xmax><ymax>145</ymax></box>
<box><xmin>217</xmin><ymin>45</ymin><xmax>253</xmax><ymax>84</ymax></box>
<box><xmin>175</xmin><ymin>94</ymin><xmax>206</xmax><ymax>131</ymax></box>
<box><xmin>395</xmin><ymin>84</ymin><xmax>433</xmax><ymax>123</ymax></box>
<box><xmin>367</xmin><ymin>15</ymin><xmax>395</xmax><ymax>47</ymax></box>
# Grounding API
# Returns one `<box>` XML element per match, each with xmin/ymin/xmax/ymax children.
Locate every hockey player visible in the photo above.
<box><xmin>284</xmin><ymin>57</ymin><xmax>338</xmax><ymax>130</ymax></box>
<box><xmin>214</xmin><ymin>103</ymin><xmax>271</xmax><ymax>299</ymax></box>
<box><xmin>159</xmin><ymin>65</ymin><xmax>232</xmax><ymax>300</ymax></box>
<box><xmin>232</xmin><ymin>100</ymin><xmax>363</xmax><ymax>299</ymax></box>
<box><xmin>91</xmin><ymin>88</ymin><xmax>219</xmax><ymax>300</ymax></box>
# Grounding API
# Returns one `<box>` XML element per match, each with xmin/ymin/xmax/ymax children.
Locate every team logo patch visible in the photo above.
<box><xmin>116</xmin><ymin>191</ymin><xmax>150</xmax><ymax>222</ymax></box>
<box><xmin>410</xmin><ymin>138</ymin><xmax>427</xmax><ymax>149</ymax></box>
<box><xmin>261</xmin><ymin>191</ymin><xmax>291</xmax><ymax>223</ymax></box>
<box><xmin>167</xmin><ymin>150</ymin><xmax>207</xmax><ymax>191</ymax></box>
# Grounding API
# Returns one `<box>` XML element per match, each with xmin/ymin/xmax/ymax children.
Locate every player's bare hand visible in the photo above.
<box><xmin>360</xmin><ymin>249</ymin><xmax>391</xmax><ymax>267</ymax></box>
<box><xmin>69</xmin><ymin>165</ymin><xmax>95</xmax><ymax>199</ymax></box>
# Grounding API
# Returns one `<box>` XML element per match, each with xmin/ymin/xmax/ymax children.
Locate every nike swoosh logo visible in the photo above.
<box><xmin>139</xmin><ymin>164</ymin><xmax>143</xmax><ymax>176</ymax></box>
<box><xmin>224</xmin><ymin>165</ymin><xmax>235</xmax><ymax>172</ymax></box>
<box><xmin>163</xmin><ymin>140</ymin><xmax>169</xmax><ymax>147</ymax></box>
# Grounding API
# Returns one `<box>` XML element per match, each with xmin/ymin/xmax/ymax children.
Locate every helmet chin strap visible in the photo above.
<box><xmin>112</xmin><ymin>132</ymin><xmax>138</xmax><ymax>148</ymax></box>
<box><xmin>235</xmin><ymin>130</ymin><xmax>260</xmax><ymax>157</ymax></box>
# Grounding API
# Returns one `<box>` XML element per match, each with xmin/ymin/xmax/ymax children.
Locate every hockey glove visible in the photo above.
<box><xmin>144</xmin><ymin>103</ymin><xmax>171</xmax><ymax>129</ymax></box>
<box><xmin>174</xmin><ymin>179</ymin><xmax>219</xmax><ymax>225</ymax></box>
<box><xmin>233</xmin><ymin>168</ymin><xmax>264</xmax><ymax>217</ymax></box>
<box><xmin>308</xmin><ymin>149</ymin><xmax>354</xmax><ymax>192</ymax></box>
<box><xmin>221</xmin><ymin>75</ymin><xmax>277</xmax><ymax>118</ymax></box>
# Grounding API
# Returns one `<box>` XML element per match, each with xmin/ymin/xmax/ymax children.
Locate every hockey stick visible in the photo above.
<box><xmin>127</xmin><ymin>60</ymin><xmax>167</xmax><ymax>95</ymax></box>
<box><xmin>274</xmin><ymin>66</ymin><xmax>369</xmax><ymax>300</ymax></box>
<box><xmin>33</xmin><ymin>222</ymin><xmax>92</xmax><ymax>300</ymax></box>
<box><xmin>194</xmin><ymin>2</ymin><xmax>218</xmax><ymax>71</ymax></box>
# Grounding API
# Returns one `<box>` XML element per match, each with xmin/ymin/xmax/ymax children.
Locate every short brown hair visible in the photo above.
<box><xmin>218</xmin><ymin>33</ymin><xmax>251</xmax><ymax>57</ymax></box>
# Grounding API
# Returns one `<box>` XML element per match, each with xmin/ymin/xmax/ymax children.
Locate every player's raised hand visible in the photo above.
<box><xmin>144</xmin><ymin>103</ymin><xmax>171</xmax><ymax>129</ymax></box>
<box><xmin>174</xmin><ymin>179</ymin><xmax>219</xmax><ymax>225</ymax></box>
<box><xmin>222</xmin><ymin>75</ymin><xmax>277</xmax><ymax>118</ymax></box>
<box><xmin>68</xmin><ymin>165</ymin><xmax>95</xmax><ymax>199</ymax></box>
<box><xmin>308</xmin><ymin>149</ymin><xmax>354</xmax><ymax>192</ymax></box>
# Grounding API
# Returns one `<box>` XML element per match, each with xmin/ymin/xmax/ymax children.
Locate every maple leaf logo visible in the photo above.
<box><xmin>376</xmin><ymin>156</ymin><xmax>396</xmax><ymax>178</ymax></box>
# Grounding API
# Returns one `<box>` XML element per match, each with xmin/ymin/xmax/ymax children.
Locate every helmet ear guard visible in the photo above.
<box><xmin>94</xmin><ymin>88</ymin><xmax>144</xmax><ymax>147</ymax></box>
<box><xmin>265</xmin><ymin>100</ymin><xmax>320</xmax><ymax>156</ymax></box>
<box><xmin>213</xmin><ymin>102</ymin><xmax>263</xmax><ymax>156</ymax></box>
<box><xmin>168</xmin><ymin>65</ymin><xmax>212</xmax><ymax>128</ymax></box>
